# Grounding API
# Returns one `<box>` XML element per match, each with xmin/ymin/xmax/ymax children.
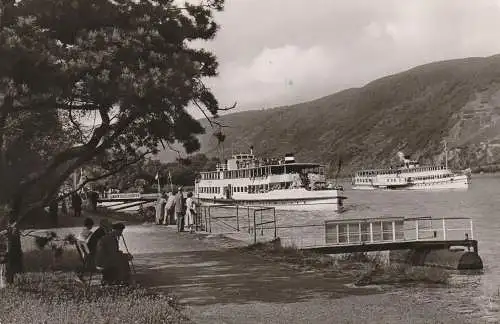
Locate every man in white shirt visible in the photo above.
<box><xmin>155</xmin><ymin>193</ymin><xmax>167</xmax><ymax>225</ymax></box>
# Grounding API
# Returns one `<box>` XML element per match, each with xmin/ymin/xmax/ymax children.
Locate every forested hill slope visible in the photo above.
<box><xmin>159</xmin><ymin>54</ymin><xmax>500</xmax><ymax>175</ymax></box>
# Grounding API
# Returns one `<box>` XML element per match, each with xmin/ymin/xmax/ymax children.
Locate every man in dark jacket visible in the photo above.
<box><xmin>95</xmin><ymin>222</ymin><xmax>132</xmax><ymax>285</ymax></box>
<box><xmin>174</xmin><ymin>187</ymin><xmax>185</xmax><ymax>232</ymax></box>
<box><xmin>86</xmin><ymin>219</ymin><xmax>111</xmax><ymax>256</ymax></box>
<box><xmin>71</xmin><ymin>192</ymin><xmax>82</xmax><ymax>217</ymax></box>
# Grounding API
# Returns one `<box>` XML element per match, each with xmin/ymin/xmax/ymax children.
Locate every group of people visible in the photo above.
<box><xmin>77</xmin><ymin>217</ymin><xmax>133</xmax><ymax>285</ymax></box>
<box><xmin>155</xmin><ymin>187</ymin><xmax>198</xmax><ymax>233</ymax></box>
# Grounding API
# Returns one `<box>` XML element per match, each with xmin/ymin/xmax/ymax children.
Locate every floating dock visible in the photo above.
<box><xmin>300</xmin><ymin>216</ymin><xmax>482</xmax><ymax>270</ymax></box>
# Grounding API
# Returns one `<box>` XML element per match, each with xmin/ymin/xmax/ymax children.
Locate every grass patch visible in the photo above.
<box><xmin>240</xmin><ymin>239</ymin><xmax>450</xmax><ymax>286</ymax></box>
<box><xmin>1</xmin><ymin>236</ymin><xmax>190</xmax><ymax>323</ymax></box>
<box><xmin>354</xmin><ymin>261</ymin><xmax>450</xmax><ymax>286</ymax></box>
<box><xmin>0</xmin><ymin>272</ymin><xmax>190</xmax><ymax>324</ymax></box>
<box><xmin>240</xmin><ymin>239</ymin><xmax>337</xmax><ymax>269</ymax></box>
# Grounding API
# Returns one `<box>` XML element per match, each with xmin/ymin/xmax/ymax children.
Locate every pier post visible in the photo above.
<box><xmin>392</xmin><ymin>221</ymin><xmax>396</xmax><ymax>241</ymax></box>
<box><xmin>260</xmin><ymin>210</ymin><xmax>264</xmax><ymax>236</ymax></box>
<box><xmin>442</xmin><ymin>218</ymin><xmax>446</xmax><ymax>240</ymax></box>
<box><xmin>369</xmin><ymin>223</ymin><xmax>373</xmax><ymax>243</ymax></box>
<box><xmin>273</xmin><ymin>209</ymin><xmax>277</xmax><ymax>239</ymax></box>
<box><xmin>236</xmin><ymin>206</ymin><xmax>239</xmax><ymax>231</ymax></box>
<box><xmin>208</xmin><ymin>207</ymin><xmax>212</xmax><ymax>233</ymax></box>
<box><xmin>247</xmin><ymin>207</ymin><xmax>251</xmax><ymax>234</ymax></box>
<box><xmin>347</xmin><ymin>224</ymin><xmax>350</xmax><ymax>244</ymax></box>
<box><xmin>253</xmin><ymin>210</ymin><xmax>257</xmax><ymax>244</ymax></box>
<box><xmin>415</xmin><ymin>220</ymin><xmax>419</xmax><ymax>241</ymax></box>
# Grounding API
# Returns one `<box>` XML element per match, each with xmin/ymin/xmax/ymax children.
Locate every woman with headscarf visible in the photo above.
<box><xmin>184</xmin><ymin>192</ymin><xmax>197</xmax><ymax>233</ymax></box>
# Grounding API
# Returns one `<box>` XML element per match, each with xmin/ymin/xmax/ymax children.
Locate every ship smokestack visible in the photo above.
<box><xmin>284</xmin><ymin>153</ymin><xmax>295</xmax><ymax>164</ymax></box>
<box><xmin>397</xmin><ymin>151</ymin><xmax>405</xmax><ymax>162</ymax></box>
<box><xmin>250</xmin><ymin>145</ymin><xmax>254</xmax><ymax>155</ymax></box>
<box><xmin>397</xmin><ymin>151</ymin><xmax>411</xmax><ymax>165</ymax></box>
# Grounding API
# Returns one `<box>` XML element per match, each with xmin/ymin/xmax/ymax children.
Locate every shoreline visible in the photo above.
<box><xmin>5</xmin><ymin>219</ymin><xmax>477</xmax><ymax>324</ymax></box>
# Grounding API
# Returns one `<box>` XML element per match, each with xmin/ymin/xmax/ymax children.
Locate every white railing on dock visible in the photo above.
<box><xmin>106</xmin><ymin>193</ymin><xmax>159</xmax><ymax>200</ymax></box>
<box><xmin>324</xmin><ymin>217</ymin><xmax>474</xmax><ymax>246</ymax></box>
<box><xmin>196</xmin><ymin>204</ymin><xmax>277</xmax><ymax>244</ymax></box>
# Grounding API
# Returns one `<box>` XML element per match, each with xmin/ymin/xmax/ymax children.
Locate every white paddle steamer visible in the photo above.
<box><xmin>194</xmin><ymin>149</ymin><xmax>346</xmax><ymax>211</ymax></box>
<box><xmin>352</xmin><ymin>151</ymin><xmax>470</xmax><ymax>190</ymax></box>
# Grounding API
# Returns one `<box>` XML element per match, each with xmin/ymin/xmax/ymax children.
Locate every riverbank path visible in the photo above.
<box><xmin>123</xmin><ymin>225</ymin><xmax>472</xmax><ymax>324</ymax></box>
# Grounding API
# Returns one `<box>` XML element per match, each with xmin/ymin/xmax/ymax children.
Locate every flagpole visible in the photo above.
<box><xmin>156</xmin><ymin>172</ymin><xmax>161</xmax><ymax>196</ymax></box>
<box><xmin>169</xmin><ymin>171</ymin><xmax>173</xmax><ymax>192</ymax></box>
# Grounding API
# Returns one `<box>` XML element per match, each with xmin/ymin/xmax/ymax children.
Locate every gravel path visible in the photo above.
<box><xmin>125</xmin><ymin>226</ymin><xmax>479</xmax><ymax>324</ymax></box>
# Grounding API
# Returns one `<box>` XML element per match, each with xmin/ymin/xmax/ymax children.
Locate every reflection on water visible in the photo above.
<box><xmin>206</xmin><ymin>174</ymin><xmax>500</xmax><ymax>322</ymax></box>
<box><xmin>344</xmin><ymin>175</ymin><xmax>500</xmax><ymax>322</ymax></box>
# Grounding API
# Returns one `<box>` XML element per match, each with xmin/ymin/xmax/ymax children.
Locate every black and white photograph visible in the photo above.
<box><xmin>0</xmin><ymin>0</ymin><xmax>498</xmax><ymax>323</ymax></box>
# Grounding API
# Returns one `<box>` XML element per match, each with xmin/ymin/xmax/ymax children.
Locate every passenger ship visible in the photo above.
<box><xmin>194</xmin><ymin>149</ymin><xmax>346</xmax><ymax>211</ymax></box>
<box><xmin>352</xmin><ymin>152</ymin><xmax>471</xmax><ymax>190</ymax></box>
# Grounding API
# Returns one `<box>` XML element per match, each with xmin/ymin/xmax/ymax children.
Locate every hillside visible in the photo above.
<box><xmin>156</xmin><ymin>54</ymin><xmax>500</xmax><ymax>176</ymax></box>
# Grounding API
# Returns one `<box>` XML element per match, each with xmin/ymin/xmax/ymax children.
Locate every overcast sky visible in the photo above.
<box><xmin>186</xmin><ymin>0</ymin><xmax>500</xmax><ymax>118</ymax></box>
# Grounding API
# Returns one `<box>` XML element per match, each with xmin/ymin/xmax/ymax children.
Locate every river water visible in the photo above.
<box><xmin>187</xmin><ymin>174</ymin><xmax>500</xmax><ymax>322</ymax></box>
<box><xmin>265</xmin><ymin>173</ymin><xmax>500</xmax><ymax>323</ymax></box>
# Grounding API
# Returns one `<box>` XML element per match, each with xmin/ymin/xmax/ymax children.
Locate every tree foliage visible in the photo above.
<box><xmin>0</xmin><ymin>0</ymin><xmax>226</xmax><ymax>225</ymax></box>
<box><xmin>89</xmin><ymin>153</ymin><xmax>219</xmax><ymax>193</ymax></box>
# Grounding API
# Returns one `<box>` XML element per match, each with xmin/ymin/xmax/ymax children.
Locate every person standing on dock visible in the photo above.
<box><xmin>185</xmin><ymin>192</ymin><xmax>197</xmax><ymax>233</ymax></box>
<box><xmin>155</xmin><ymin>193</ymin><xmax>167</xmax><ymax>225</ymax></box>
<box><xmin>71</xmin><ymin>192</ymin><xmax>82</xmax><ymax>218</ymax></box>
<box><xmin>163</xmin><ymin>192</ymin><xmax>175</xmax><ymax>225</ymax></box>
<box><xmin>174</xmin><ymin>187</ymin><xmax>185</xmax><ymax>232</ymax></box>
<box><xmin>48</xmin><ymin>198</ymin><xmax>59</xmax><ymax>227</ymax></box>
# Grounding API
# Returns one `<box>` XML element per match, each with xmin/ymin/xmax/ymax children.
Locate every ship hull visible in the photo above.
<box><xmin>353</xmin><ymin>175</ymin><xmax>470</xmax><ymax>191</ymax></box>
<box><xmin>196</xmin><ymin>188</ymin><xmax>346</xmax><ymax>211</ymax></box>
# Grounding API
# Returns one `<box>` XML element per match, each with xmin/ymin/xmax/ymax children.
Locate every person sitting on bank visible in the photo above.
<box><xmin>78</xmin><ymin>217</ymin><xmax>94</xmax><ymax>242</ymax></box>
<box><xmin>77</xmin><ymin>219</ymin><xmax>111</xmax><ymax>280</ymax></box>
<box><xmin>86</xmin><ymin>219</ymin><xmax>112</xmax><ymax>256</ymax></box>
<box><xmin>95</xmin><ymin>222</ymin><xmax>133</xmax><ymax>285</ymax></box>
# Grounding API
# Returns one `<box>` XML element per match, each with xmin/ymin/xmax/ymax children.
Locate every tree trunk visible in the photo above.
<box><xmin>5</xmin><ymin>226</ymin><xmax>23</xmax><ymax>284</ymax></box>
<box><xmin>4</xmin><ymin>199</ymin><xmax>24</xmax><ymax>285</ymax></box>
<box><xmin>0</xmin><ymin>230</ymin><xmax>7</xmax><ymax>288</ymax></box>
